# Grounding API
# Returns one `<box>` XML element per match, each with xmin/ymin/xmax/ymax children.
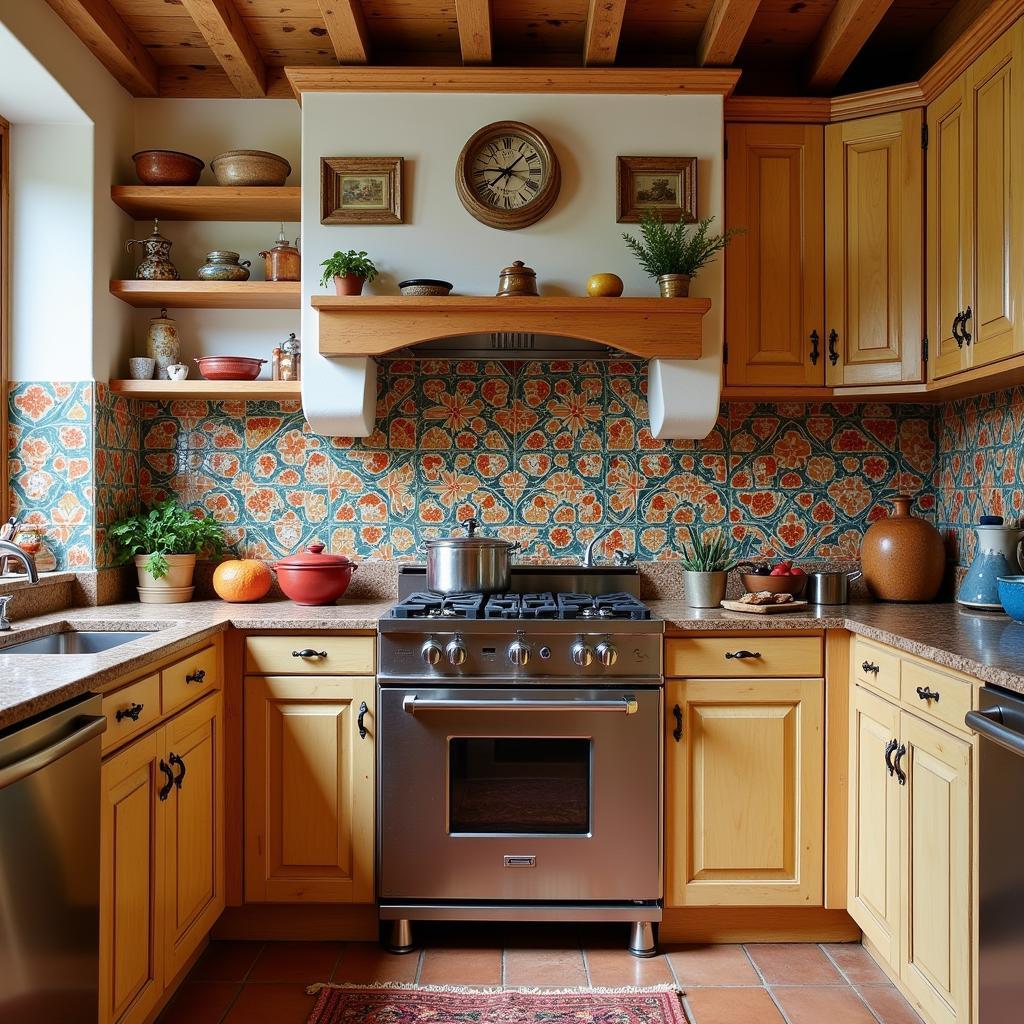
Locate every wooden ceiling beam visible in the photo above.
<box><xmin>455</xmin><ymin>0</ymin><xmax>493</xmax><ymax>65</ymax></box>
<box><xmin>584</xmin><ymin>0</ymin><xmax>628</xmax><ymax>66</ymax></box>
<box><xmin>316</xmin><ymin>1</ymin><xmax>371</xmax><ymax>64</ymax></box>
<box><xmin>697</xmin><ymin>0</ymin><xmax>760</xmax><ymax>67</ymax></box>
<box><xmin>44</xmin><ymin>0</ymin><xmax>158</xmax><ymax>97</ymax></box>
<box><xmin>806</xmin><ymin>0</ymin><xmax>896</xmax><ymax>93</ymax></box>
<box><xmin>178</xmin><ymin>0</ymin><xmax>266</xmax><ymax>98</ymax></box>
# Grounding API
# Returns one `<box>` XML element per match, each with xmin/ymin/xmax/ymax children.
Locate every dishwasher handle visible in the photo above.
<box><xmin>0</xmin><ymin>714</ymin><xmax>107</xmax><ymax>791</ymax></box>
<box><xmin>965</xmin><ymin>707</ymin><xmax>1024</xmax><ymax>757</ymax></box>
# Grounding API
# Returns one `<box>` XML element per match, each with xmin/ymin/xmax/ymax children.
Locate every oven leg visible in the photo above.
<box><xmin>628</xmin><ymin>921</ymin><xmax>657</xmax><ymax>958</ymax></box>
<box><xmin>385</xmin><ymin>918</ymin><xmax>415</xmax><ymax>955</ymax></box>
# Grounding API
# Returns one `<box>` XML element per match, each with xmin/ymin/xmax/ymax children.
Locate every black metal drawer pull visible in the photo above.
<box><xmin>725</xmin><ymin>650</ymin><xmax>761</xmax><ymax>660</ymax></box>
<box><xmin>115</xmin><ymin>702</ymin><xmax>144</xmax><ymax>723</ymax></box>
<box><xmin>893</xmin><ymin>743</ymin><xmax>907</xmax><ymax>785</ymax></box>
<box><xmin>158</xmin><ymin>759</ymin><xmax>174</xmax><ymax>801</ymax></box>
<box><xmin>828</xmin><ymin>328</ymin><xmax>839</xmax><ymax>366</ymax></box>
<box><xmin>861</xmin><ymin>660</ymin><xmax>880</xmax><ymax>675</ymax></box>
<box><xmin>961</xmin><ymin>305</ymin><xmax>973</xmax><ymax>345</ymax></box>
<box><xmin>357</xmin><ymin>701</ymin><xmax>369</xmax><ymax>739</ymax></box>
<box><xmin>884</xmin><ymin>738</ymin><xmax>898</xmax><ymax>777</ymax></box>
<box><xmin>952</xmin><ymin>310</ymin><xmax>965</xmax><ymax>349</ymax></box>
<box><xmin>293</xmin><ymin>649</ymin><xmax>327</xmax><ymax>659</ymax></box>
<box><xmin>672</xmin><ymin>704</ymin><xmax>683</xmax><ymax>743</ymax></box>
<box><xmin>185</xmin><ymin>668</ymin><xmax>206</xmax><ymax>684</ymax></box>
<box><xmin>809</xmin><ymin>329</ymin><xmax>820</xmax><ymax>365</ymax></box>
<box><xmin>169</xmin><ymin>752</ymin><xmax>186</xmax><ymax>790</ymax></box>
<box><xmin>916</xmin><ymin>686</ymin><xmax>940</xmax><ymax>703</ymax></box>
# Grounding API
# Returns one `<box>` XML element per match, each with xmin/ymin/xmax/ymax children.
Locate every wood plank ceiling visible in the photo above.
<box><xmin>44</xmin><ymin>0</ymin><xmax>987</xmax><ymax>99</ymax></box>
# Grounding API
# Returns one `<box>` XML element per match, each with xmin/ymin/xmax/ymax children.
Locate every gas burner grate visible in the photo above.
<box><xmin>484</xmin><ymin>593</ymin><xmax>560</xmax><ymax>619</ymax></box>
<box><xmin>558</xmin><ymin>592</ymin><xmax>652</xmax><ymax>620</ymax></box>
<box><xmin>387</xmin><ymin>590</ymin><xmax>652</xmax><ymax>621</ymax></box>
<box><xmin>389</xmin><ymin>592</ymin><xmax>486</xmax><ymax>619</ymax></box>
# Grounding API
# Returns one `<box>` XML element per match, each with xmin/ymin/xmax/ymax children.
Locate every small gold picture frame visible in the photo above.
<box><xmin>616</xmin><ymin>156</ymin><xmax>698</xmax><ymax>224</ymax></box>
<box><xmin>320</xmin><ymin>156</ymin><xmax>404</xmax><ymax>224</ymax></box>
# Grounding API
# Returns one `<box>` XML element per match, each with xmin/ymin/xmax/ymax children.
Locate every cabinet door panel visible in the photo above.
<box><xmin>725</xmin><ymin>124</ymin><xmax>824</xmax><ymax>387</ymax></box>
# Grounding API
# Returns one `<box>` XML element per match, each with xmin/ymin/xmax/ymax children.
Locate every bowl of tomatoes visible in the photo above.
<box><xmin>740</xmin><ymin>561</ymin><xmax>807</xmax><ymax>597</ymax></box>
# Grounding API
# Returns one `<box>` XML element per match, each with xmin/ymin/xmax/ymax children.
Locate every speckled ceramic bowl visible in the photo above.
<box><xmin>132</xmin><ymin>149</ymin><xmax>204</xmax><ymax>186</ymax></box>
<box><xmin>210</xmin><ymin>149</ymin><xmax>291</xmax><ymax>186</ymax></box>
<box><xmin>398</xmin><ymin>279</ymin><xmax>453</xmax><ymax>297</ymax></box>
<box><xmin>997</xmin><ymin>576</ymin><xmax>1024</xmax><ymax>621</ymax></box>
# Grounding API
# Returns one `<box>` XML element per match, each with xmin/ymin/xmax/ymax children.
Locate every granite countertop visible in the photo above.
<box><xmin>2</xmin><ymin>595</ymin><xmax>1023</xmax><ymax>732</ymax></box>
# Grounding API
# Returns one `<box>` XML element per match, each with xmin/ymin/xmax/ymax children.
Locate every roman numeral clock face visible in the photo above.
<box><xmin>456</xmin><ymin>121</ymin><xmax>561</xmax><ymax>230</ymax></box>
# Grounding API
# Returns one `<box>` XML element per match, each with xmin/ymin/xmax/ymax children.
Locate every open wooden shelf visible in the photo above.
<box><xmin>110</xmin><ymin>280</ymin><xmax>301</xmax><ymax>309</ymax></box>
<box><xmin>109</xmin><ymin>379</ymin><xmax>301</xmax><ymax>400</ymax></box>
<box><xmin>111</xmin><ymin>185</ymin><xmax>300</xmax><ymax>222</ymax></box>
<box><xmin>312</xmin><ymin>295</ymin><xmax>712</xmax><ymax>361</ymax></box>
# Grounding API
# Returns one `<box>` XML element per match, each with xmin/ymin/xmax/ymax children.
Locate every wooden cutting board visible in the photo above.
<box><xmin>720</xmin><ymin>599</ymin><xmax>809</xmax><ymax>614</ymax></box>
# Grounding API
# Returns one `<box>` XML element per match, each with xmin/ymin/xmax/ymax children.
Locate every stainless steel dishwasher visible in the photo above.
<box><xmin>0</xmin><ymin>694</ymin><xmax>106</xmax><ymax>1023</ymax></box>
<box><xmin>965</xmin><ymin>685</ymin><xmax>1024</xmax><ymax>1024</ymax></box>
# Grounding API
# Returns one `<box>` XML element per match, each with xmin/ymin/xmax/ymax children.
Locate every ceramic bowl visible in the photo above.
<box><xmin>398</xmin><ymin>279</ymin><xmax>453</xmax><ymax>297</ymax></box>
<box><xmin>740</xmin><ymin>572</ymin><xmax>808</xmax><ymax>597</ymax></box>
<box><xmin>997</xmin><ymin>576</ymin><xmax>1024</xmax><ymax>621</ymax></box>
<box><xmin>137</xmin><ymin>585</ymin><xmax>194</xmax><ymax>605</ymax></box>
<box><xmin>128</xmin><ymin>357</ymin><xmax>155</xmax><ymax>380</ymax></box>
<box><xmin>210</xmin><ymin>149</ymin><xmax>291</xmax><ymax>187</ymax></box>
<box><xmin>195</xmin><ymin>356</ymin><xmax>267</xmax><ymax>381</ymax></box>
<box><xmin>132</xmin><ymin>149</ymin><xmax>204</xmax><ymax>186</ymax></box>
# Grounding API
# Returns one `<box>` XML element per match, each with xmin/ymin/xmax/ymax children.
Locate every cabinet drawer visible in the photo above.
<box><xmin>101</xmin><ymin>673</ymin><xmax>160</xmax><ymax>752</ymax></box>
<box><xmin>853</xmin><ymin>638</ymin><xmax>901</xmax><ymax>698</ymax></box>
<box><xmin>665</xmin><ymin>636</ymin><xmax>822</xmax><ymax>677</ymax></box>
<box><xmin>901</xmin><ymin>661</ymin><xmax>973</xmax><ymax>735</ymax></box>
<box><xmin>245</xmin><ymin>635</ymin><xmax>375</xmax><ymax>676</ymax></box>
<box><xmin>162</xmin><ymin>645</ymin><xmax>218</xmax><ymax>715</ymax></box>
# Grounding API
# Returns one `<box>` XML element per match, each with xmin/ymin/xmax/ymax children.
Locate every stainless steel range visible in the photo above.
<box><xmin>377</xmin><ymin>566</ymin><xmax>664</xmax><ymax>957</ymax></box>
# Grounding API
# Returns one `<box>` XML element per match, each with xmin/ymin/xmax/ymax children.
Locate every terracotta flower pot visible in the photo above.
<box><xmin>333</xmin><ymin>274</ymin><xmax>366</xmax><ymax>297</ymax></box>
<box><xmin>861</xmin><ymin>495</ymin><xmax>946</xmax><ymax>602</ymax></box>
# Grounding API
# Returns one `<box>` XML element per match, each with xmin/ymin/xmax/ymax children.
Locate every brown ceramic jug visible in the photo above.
<box><xmin>861</xmin><ymin>495</ymin><xmax>945</xmax><ymax>602</ymax></box>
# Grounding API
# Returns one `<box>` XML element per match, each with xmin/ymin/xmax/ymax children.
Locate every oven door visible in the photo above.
<box><xmin>378</xmin><ymin>686</ymin><xmax>662</xmax><ymax>903</ymax></box>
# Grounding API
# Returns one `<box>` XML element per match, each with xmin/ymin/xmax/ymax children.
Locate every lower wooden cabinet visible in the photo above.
<box><xmin>243</xmin><ymin>675</ymin><xmax>375</xmax><ymax>903</ymax></box>
<box><xmin>665</xmin><ymin>677</ymin><xmax>824</xmax><ymax>907</ymax></box>
<box><xmin>100</xmin><ymin>691</ymin><xmax>224</xmax><ymax>1024</ymax></box>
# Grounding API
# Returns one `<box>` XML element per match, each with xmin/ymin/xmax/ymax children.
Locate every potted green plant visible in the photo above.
<box><xmin>622</xmin><ymin>211</ymin><xmax>740</xmax><ymax>297</ymax></box>
<box><xmin>319</xmin><ymin>249</ymin><xmax>378</xmax><ymax>296</ymax></box>
<box><xmin>680</xmin><ymin>527</ymin><xmax>738</xmax><ymax>608</ymax></box>
<box><xmin>110</xmin><ymin>499</ymin><xmax>225</xmax><ymax>603</ymax></box>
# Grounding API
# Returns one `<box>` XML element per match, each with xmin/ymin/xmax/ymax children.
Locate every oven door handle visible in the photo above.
<box><xmin>402</xmin><ymin>695</ymin><xmax>639</xmax><ymax>715</ymax></box>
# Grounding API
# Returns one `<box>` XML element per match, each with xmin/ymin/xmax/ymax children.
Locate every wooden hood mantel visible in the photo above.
<box><xmin>312</xmin><ymin>295</ymin><xmax>711</xmax><ymax>361</ymax></box>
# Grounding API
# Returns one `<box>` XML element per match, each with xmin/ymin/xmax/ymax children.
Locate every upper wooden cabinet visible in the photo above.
<box><xmin>725</xmin><ymin>124</ymin><xmax>825</xmax><ymax>387</ymax></box>
<box><xmin>825</xmin><ymin>111</ymin><xmax>925</xmax><ymax>386</ymax></box>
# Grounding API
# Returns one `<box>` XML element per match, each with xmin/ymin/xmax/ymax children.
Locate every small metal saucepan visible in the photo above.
<box><xmin>424</xmin><ymin>517</ymin><xmax>519</xmax><ymax>596</ymax></box>
<box><xmin>808</xmin><ymin>568</ymin><xmax>863</xmax><ymax>605</ymax></box>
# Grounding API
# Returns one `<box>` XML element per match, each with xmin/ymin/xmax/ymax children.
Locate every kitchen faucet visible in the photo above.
<box><xmin>581</xmin><ymin>530</ymin><xmax>636</xmax><ymax>568</ymax></box>
<box><xmin>0</xmin><ymin>542</ymin><xmax>39</xmax><ymax>631</ymax></box>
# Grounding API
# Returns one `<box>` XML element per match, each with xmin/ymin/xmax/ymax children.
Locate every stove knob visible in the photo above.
<box><xmin>508</xmin><ymin>640</ymin><xmax>530</xmax><ymax>667</ymax></box>
<box><xmin>595</xmin><ymin>641</ymin><xmax>618</xmax><ymax>667</ymax></box>
<box><xmin>445</xmin><ymin>639</ymin><xmax>468</xmax><ymax>667</ymax></box>
<box><xmin>421</xmin><ymin>640</ymin><xmax>443</xmax><ymax>667</ymax></box>
<box><xmin>571</xmin><ymin>641</ymin><xmax>594</xmax><ymax>668</ymax></box>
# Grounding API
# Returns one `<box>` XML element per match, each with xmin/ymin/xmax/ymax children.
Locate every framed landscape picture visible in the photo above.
<box><xmin>321</xmin><ymin>156</ymin><xmax>404</xmax><ymax>224</ymax></box>
<box><xmin>616</xmin><ymin>156</ymin><xmax>698</xmax><ymax>223</ymax></box>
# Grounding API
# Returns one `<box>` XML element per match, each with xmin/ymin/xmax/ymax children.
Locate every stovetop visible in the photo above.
<box><xmin>386</xmin><ymin>590</ymin><xmax>652</xmax><ymax>621</ymax></box>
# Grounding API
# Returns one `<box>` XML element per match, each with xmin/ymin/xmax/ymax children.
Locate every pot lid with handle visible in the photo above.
<box><xmin>423</xmin><ymin>516</ymin><xmax>519</xmax><ymax>551</ymax></box>
<box><xmin>276</xmin><ymin>543</ymin><xmax>356</xmax><ymax>569</ymax></box>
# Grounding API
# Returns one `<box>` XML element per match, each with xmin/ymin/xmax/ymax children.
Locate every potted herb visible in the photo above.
<box><xmin>623</xmin><ymin>211</ymin><xmax>740</xmax><ymax>297</ymax></box>
<box><xmin>110</xmin><ymin>499</ymin><xmax>225</xmax><ymax>603</ymax></box>
<box><xmin>319</xmin><ymin>249</ymin><xmax>378</xmax><ymax>296</ymax></box>
<box><xmin>680</xmin><ymin>528</ymin><xmax>738</xmax><ymax>608</ymax></box>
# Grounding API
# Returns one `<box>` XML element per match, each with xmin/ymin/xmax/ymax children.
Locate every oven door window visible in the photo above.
<box><xmin>448</xmin><ymin>737</ymin><xmax>591</xmax><ymax>835</ymax></box>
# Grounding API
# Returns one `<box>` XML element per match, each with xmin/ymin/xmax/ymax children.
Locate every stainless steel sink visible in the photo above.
<box><xmin>0</xmin><ymin>631</ymin><xmax>155</xmax><ymax>654</ymax></box>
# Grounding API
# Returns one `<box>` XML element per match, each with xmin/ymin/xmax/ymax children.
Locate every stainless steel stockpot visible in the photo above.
<box><xmin>424</xmin><ymin>518</ymin><xmax>518</xmax><ymax>595</ymax></box>
<box><xmin>808</xmin><ymin>568</ymin><xmax>863</xmax><ymax>605</ymax></box>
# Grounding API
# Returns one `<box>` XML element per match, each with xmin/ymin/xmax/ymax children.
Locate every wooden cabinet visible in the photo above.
<box><xmin>666</xmin><ymin>676</ymin><xmax>824</xmax><ymax>907</ymax></box>
<box><xmin>244</xmin><ymin>675</ymin><xmax>375</xmax><ymax>903</ymax></box>
<box><xmin>725</xmin><ymin>123</ymin><xmax>825</xmax><ymax>387</ymax></box>
<box><xmin>825</xmin><ymin>110</ymin><xmax>925</xmax><ymax>386</ymax></box>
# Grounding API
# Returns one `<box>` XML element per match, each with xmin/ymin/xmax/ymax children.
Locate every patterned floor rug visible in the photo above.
<box><xmin>306</xmin><ymin>983</ymin><xmax>688</xmax><ymax>1023</ymax></box>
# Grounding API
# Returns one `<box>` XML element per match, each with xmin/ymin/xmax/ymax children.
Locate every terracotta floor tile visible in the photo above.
<box><xmin>822</xmin><ymin>943</ymin><xmax>893</xmax><ymax>986</ymax></box>
<box><xmin>684</xmin><ymin>986</ymin><xmax>786</xmax><ymax>1024</ymax></box>
<box><xmin>665</xmin><ymin>945</ymin><xmax>761</xmax><ymax>987</ymax></box>
<box><xmin>222</xmin><ymin>982</ymin><xmax>316</xmax><ymax>1024</ymax></box>
<box><xmin>247</xmin><ymin>941</ymin><xmax>344</xmax><ymax>983</ymax></box>
<box><xmin>504</xmin><ymin>947</ymin><xmax>587</xmax><ymax>988</ymax></box>
<box><xmin>856</xmin><ymin>984</ymin><xmax>927</xmax><ymax>1024</ymax></box>
<box><xmin>419</xmin><ymin>946</ymin><xmax>503</xmax><ymax>987</ymax></box>
<box><xmin>157</xmin><ymin>982</ymin><xmax>240</xmax><ymax>1024</ymax></box>
<box><xmin>744</xmin><ymin>943</ymin><xmax>843</xmax><ymax>986</ymax></box>
<box><xmin>331</xmin><ymin>942</ymin><xmax>420</xmax><ymax>985</ymax></box>
<box><xmin>190</xmin><ymin>941</ymin><xmax>264</xmax><ymax>983</ymax></box>
<box><xmin>773</xmin><ymin>986</ymin><xmax>878</xmax><ymax>1024</ymax></box>
<box><xmin>585</xmin><ymin>948</ymin><xmax>675</xmax><ymax>988</ymax></box>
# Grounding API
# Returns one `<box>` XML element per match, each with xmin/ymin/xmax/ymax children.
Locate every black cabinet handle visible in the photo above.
<box><xmin>809</xmin><ymin>329</ymin><xmax>820</xmax><ymax>365</ymax></box>
<box><xmin>672</xmin><ymin>704</ymin><xmax>683</xmax><ymax>743</ymax></box>
<box><xmin>293</xmin><ymin>649</ymin><xmax>327</xmax><ymax>659</ymax></box>
<box><xmin>725</xmin><ymin>650</ymin><xmax>761</xmax><ymax>660</ymax></box>
<box><xmin>962</xmin><ymin>305</ymin><xmax>973</xmax><ymax>345</ymax></box>
<box><xmin>952</xmin><ymin>310</ymin><xmax>965</xmax><ymax>349</ymax></box>
<box><xmin>884</xmin><ymin>738</ymin><xmax>898</xmax><ymax>777</ymax></box>
<box><xmin>893</xmin><ymin>744</ymin><xmax>907</xmax><ymax>785</ymax></box>
<box><xmin>185</xmin><ymin>668</ymin><xmax>206</xmax><ymax>685</ymax></box>
<box><xmin>158</xmin><ymin>759</ymin><xmax>175</xmax><ymax>801</ymax></box>
<box><xmin>916</xmin><ymin>686</ymin><xmax>940</xmax><ymax>703</ymax></box>
<box><xmin>357</xmin><ymin>701</ymin><xmax>369</xmax><ymax>739</ymax></box>
<box><xmin>115</xmin><ymin>702</ymin><xmax>144</xmax><ymax>723</ymax></box>
<box><xmin>168</xmin><ymin>752</ymin><xmax>186</xmax><ymax>790</ymax></box>
<box><xmin>862</xmin><ymin>660</ymin><xmax>880</xmax><ymax>675</ymax></box>
<box><xmin>828</xmin><ymin>328</ymin><xmax>839</xmax><ymax>366</ymax></box>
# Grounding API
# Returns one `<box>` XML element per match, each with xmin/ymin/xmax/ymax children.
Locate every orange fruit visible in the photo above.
<box><xmin>213</xmin><ymin>559</ymin><xmax>273</xmax><ymax>603</ymax></box>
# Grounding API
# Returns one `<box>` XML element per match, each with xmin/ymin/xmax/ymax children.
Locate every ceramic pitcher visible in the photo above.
<box><xmin>126</xmin><ymin>219</ymin><xmax>179</xmax><ymax>280</ymax></box>
<box><xmin>957</xmin><ymin>515</ymin><xmax>1024</xmax><ymax>610</ymax></box>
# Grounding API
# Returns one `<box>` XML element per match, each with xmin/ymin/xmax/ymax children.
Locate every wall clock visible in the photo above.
<box><xmin>455</xmin><ymin>120</ymin><xmax>561</xmax><ymax>230</ymax></box>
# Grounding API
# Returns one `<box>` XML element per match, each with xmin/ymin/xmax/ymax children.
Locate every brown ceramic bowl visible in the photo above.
<box><xmin>132</xmin><ymin>149</ymin><xmax>204</xmax><ymax>186</ymax></box>
<box><xmin>210</xmin><ymin>149</ymin><xmax>291</xmax><ymax>187</ymax></box>
<box><xmin>195</xmin><ymin>356</ymin><xmax>267</xmax><ymax>381</ymax></box>
<box><xmin>740</xmin><ymin>572</ymin><xmax>808</xmax><ymax>597</ymax></box>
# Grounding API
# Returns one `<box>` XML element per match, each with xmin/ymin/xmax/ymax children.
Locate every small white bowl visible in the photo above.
<box><xmin>137</xmin><ymin>585</ymin><xmax>194</xmax><ymax>604</ymax></box>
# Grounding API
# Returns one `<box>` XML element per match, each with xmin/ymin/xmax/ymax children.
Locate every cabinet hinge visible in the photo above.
<box><xmin>723</xmin><ymin>340</ymin><xmax>729</xmax><ymax>365</ymax></box>
<box><xmin>922</xmin><ymin>336</ymin><xmax>929</xmax><ymax>363</ymax></box>
<box><xmin>921</xmin><ymin>123</ymin><xmax>929</xmax><ymax>149</ymax></box>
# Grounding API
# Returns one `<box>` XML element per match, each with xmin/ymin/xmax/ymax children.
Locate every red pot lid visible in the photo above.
<box><xmin>276</xmin><ymin>544</ymin><xmax>355</xmax><ymax>570</ymax></box>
